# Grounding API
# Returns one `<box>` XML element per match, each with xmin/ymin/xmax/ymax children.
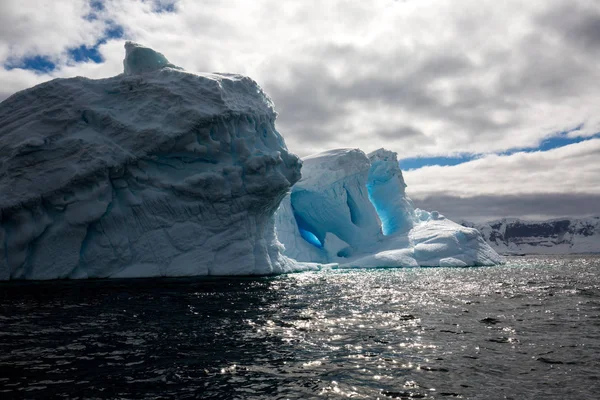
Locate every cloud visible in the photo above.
<box><xmin>404</xmin><ymin>139</ymin><xmax>600</xmax><ymax>220</ymax></box>
<box><xmin>0</xmin><ymin>1</ymin><xmax>106</xmax><ymax>61</ymax></box>
<box><xmin>412</xmin><ymin>193</ymin><xmax>600</xmax><ymax>223</ymax></box>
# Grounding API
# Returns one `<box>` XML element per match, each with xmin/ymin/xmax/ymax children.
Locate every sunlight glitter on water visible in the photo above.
<box><xmin>0</xmin><ymin>256</ymin><xmax>599</xmax><ymax>399</ymax></box>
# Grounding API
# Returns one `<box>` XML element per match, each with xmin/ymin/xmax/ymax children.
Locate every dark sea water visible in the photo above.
<box><xmin>1</xmin><ymin>256</ymin><xmax>599</xmax><ymax>399</ymax></box>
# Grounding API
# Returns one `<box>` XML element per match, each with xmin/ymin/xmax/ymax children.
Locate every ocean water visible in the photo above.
<box><xmin>1</xmin><ymin>256</ymin><xmax>599</xmax><ymax>399</ymax></box>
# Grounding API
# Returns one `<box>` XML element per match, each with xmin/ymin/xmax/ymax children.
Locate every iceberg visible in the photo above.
<box><xmin>0</xmin><ymin>42</ymin><xmax>501</xmax><ymax>280</ymax></box>
<box><xmin>275</xmin><ymin>148</ymin><xmax>502</xmax><ymax>268</ymax></box>
<box><xmin>0</xmin><ymin>42</ymin><xmax>308</xmax><ymax>280</ymax></box>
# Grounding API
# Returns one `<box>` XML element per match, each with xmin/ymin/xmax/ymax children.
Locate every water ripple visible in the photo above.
<box><xmin>0</xmin><ymin>256</ymin><xmax>599</xmax><ymax>398</ymax></box>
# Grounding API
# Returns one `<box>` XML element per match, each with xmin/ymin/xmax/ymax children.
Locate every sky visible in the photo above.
<box><xmin>1</xmin><ymin>0</ymin><xmax>599</xmax><ymax>222</ymax></box>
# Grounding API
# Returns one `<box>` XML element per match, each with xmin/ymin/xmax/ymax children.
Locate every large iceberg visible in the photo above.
<box><xmin>275</xmin><ymin>148</ymin><xmax>502</xmax><ymax>267</ymax></box>
<box><xmin>0</xmin><ymin>42</ymin><xmax>306</xmax><ymax>280</ymax></box>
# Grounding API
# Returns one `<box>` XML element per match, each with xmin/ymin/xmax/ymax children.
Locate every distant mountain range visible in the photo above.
<box><xmin>461</xmin><ymin>217</ymin><xmax>600</xmax><ymax>255</ymax></box>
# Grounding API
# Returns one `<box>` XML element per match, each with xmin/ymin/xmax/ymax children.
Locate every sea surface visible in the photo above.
<box><xmin>1</xmin><ymin>255</ymin><xmax>599</xmax><ymax>399</ymax></box>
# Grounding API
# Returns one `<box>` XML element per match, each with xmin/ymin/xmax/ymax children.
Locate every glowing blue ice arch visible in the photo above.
<box><xmin>292</xmin><ymin>208</ymin><xmax>324</xmax><ymax>248</ymax></box>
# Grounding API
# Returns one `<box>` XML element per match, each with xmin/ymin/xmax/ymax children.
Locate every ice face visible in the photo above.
<box><xmin>367</xmin><ymin>149</ymin><xmax>416</xmax><ymax>235</ymax></box>
<box><xmin>275</xmin><ymin>148</ymin><xmax>503</xmax><ymax>267</ymax></box>
<box><xmin>0</xmin><ymin>43</ymin><xmax>312</xmax><ymax>280</ymax></box>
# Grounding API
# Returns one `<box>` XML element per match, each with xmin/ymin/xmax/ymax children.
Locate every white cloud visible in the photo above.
<box><xmin>403</xmin><ymin>139</ymin><xmax>600</xmax><ymax>220</ymax></box>
<box><xmin>404</xmin><ymin>139</ymin><xmax>600</xmax><ymax>198</ymax></box>
<box><xmin>0</xmin><ymin>1</ymin><xmax>106</xmax><ymax>61</ymax></box>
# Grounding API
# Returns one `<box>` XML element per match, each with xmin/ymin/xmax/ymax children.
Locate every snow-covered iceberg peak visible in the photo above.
<box><xmin>0</xmin><ymin>43</ymin><xmax>306</xmax><ymax>280</ymax></box>
<box><xmin>275</xmin><ymin>148</ymin><xmax>503</xmax><ymax>267</ymax></box>
<box><xmin>123</xmin><ymin>41</ymin><xmax>182</xmax><ymax>75</ymax></box>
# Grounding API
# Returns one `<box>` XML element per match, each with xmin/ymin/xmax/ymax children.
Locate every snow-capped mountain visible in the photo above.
<box><xmin>461</xmin><ymin>217</ymin><xmax>600</xmax><ymax>255</ymax></box>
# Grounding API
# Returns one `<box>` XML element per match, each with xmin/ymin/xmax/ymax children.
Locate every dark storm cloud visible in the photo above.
<box><xmin>414</xmin><ymin>53</ymin><xmax>473</xmax><ymax>79</ymax></box>
<box><xmin>265</xmin><ymin>56</ymin><xmax>442</xmax><ymax>152</ymax></box>
<box><xmin>266</xmin><ymin>65</ymin><xmax>344</xmax><ymax>144</ymax></box>
<box><xmin>266</xmin><ymin>43</ymin><xmax>521</xmax><ymax>153</ymax></box>
<box><xmin>497</xmin><ymin>32</ymin><xmax>597</xmax><ymax>102</ymax></box>
<box><xmin>376</xmin><ymin>125</ymin><xmax>426</xmax><ymax>139</ymax></box>
<box><xmin>412</xmin><ymin>193</ymin><xmax>600</xmax><ymax>222</ymax></box>
<box><xmin>537</xmin><ymin>3</ymin><xmax>600</xmax><ymax>52</ymax></box>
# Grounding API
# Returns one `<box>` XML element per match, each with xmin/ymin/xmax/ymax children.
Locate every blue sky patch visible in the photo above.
<box><xmin>5</xmin><ymin>18</ymin><xmax>125</xmax><ymax>72</ymax></box>
<box><xmin>104</xmin><ymin>24</ymin><xmax>124</xmax><ymax>40</ymax></box>
<box><xmin>90</xmin><ymin>0</ymin><xmax>104</xmax><ymax>11</ymax></box>
<box><xmin>500</xmin><ymin>126</ymin><xmax>598</xmax><ymax>156</ymax></box>
<box><xmin>153</xmin><ymin>2</ymin><xmax>177</xmax><ymax>13</ymax></box>
<box><xmin>85</xmin><ymin>0</ymin><xmax>105</xmax><ymax>21</ymax></box>
<box><xmin>66</xmin><ymin>20</ymin><xmax>124</xmax><ymax>64</ymax></box>
<box><xmin>69</xmin><ymin>45</ymin><xmax>103</xmax><ymax>63</ymax></box>
<box><xmin>5</xmin><ymin>55</ymin><xmax>56</xmax><ymax>73</ymax></box>
<box><xmin>399</xmin><ymin>154</ymin><xmax>477</xmax><ymax>170</ymax></box>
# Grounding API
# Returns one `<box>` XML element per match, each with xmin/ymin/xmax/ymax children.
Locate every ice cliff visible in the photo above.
<box><xmin>0</xmin><ymin>42</ymin><xmax>305</xmax><ymax>280</ymax></box>
<box><xmin>275</xmin><ymin>148</ymin><xmax>502</xmax><ymax>267</ymax></box>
